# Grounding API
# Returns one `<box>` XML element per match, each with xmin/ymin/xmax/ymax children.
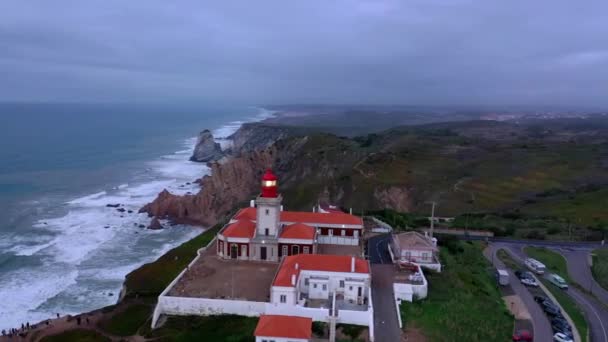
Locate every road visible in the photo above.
<box><xmin>504</xmin><ymin>244</ymin><xmax>608</xmax><ymax>342</ymax></box>
<box><xmin>487</xmin><ymin>244</ymin><xmax>554</xmax><ymax>342</ymax></box>
<box><xmin>557</xmin><ymin>248</ymin><xmax>608</xmax><ymax>305</ymax></box>
<box><xmin>367</xmin><ymin>234</ymin><xmax>402</xmax><ymax>342</ymax></box>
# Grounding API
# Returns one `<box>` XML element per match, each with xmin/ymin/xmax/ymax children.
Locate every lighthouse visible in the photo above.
<box><xmin>255</xmin><ymin>169</ymin><xmax>282</xmax><ymax>238</ymax></box>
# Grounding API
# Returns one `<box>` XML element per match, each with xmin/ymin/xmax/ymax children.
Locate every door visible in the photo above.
<box><xmin>260</xmin><ymin>246</ymin><xmax>267</xmax><ymax>260</ymax></box>
<box><xmin>241</xmin><ymin>245</ymin><xmax>248</xmax><ymax>258</ymax></box>
<box><xmin>357</xmin><ymin>286</ymin><xmax>362</xmax><ymax>297</ymax></box>
<box><xmin>230</xmin><ymin>244</ymin><xmax>238</xmax><ymax>259</ymax></box>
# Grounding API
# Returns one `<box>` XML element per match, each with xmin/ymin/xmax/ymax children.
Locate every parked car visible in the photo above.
<box><xmin>543</xmin><ymin>304</ymin><xmax>561</xmax><ymax>316</ymax></box>
<box><xmin>553</xmin><ymin>332</ymin><xmax>574</xmax><ymax>342</ymax></box>
<box><xmin>521</xmin><ymin>277</ymin><xmax>539</xmax><ymax>287</ymax></box>
<box><xmin>513</xmin><ymin>330</ymin><xmax>533</xmax><ymax>342</ymax></box>
<box><xmin>549</xmin><ymin>273</ymin><xmax>569</xmax><ymax>289</ymax></box>
<box><xmin>552</xmin><ymin>320</ymin><xmax>573</xmax><ymax>338</ymax></box>
<box><xmin>515</xmin><ymin>270</ymin><xmax>525</xmax><ymax>279</ymax></box>
<box><xmin>541</xmin><ymin>300</ymin><xmax>560</xmax><ymax>312</ymax></box>
<box><xmin>534</xmin><ymin>295</ymin><xmax>548</xmax><ymax>303</ymax></box>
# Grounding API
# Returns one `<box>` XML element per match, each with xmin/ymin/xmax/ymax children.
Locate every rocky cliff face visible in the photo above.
<box><xmin>190</xmin><ymin>130</ymin><xmax>224</xmax><ymax>162</ymax></box>
<box><xmin>142</xmin><ymin>147</ymin><xmax>280</xmax><ymax>226</ymax></box>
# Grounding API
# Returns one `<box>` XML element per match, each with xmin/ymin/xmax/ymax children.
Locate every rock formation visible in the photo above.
<box><xmin>147</xmin><ymin>217</ymin><xmax>164</xmax><ymax>230</ymax></box>
<box><xmin>190</xmin><ymin>129</ymin><xmax>224</xmax><ymax>162</ymax></box>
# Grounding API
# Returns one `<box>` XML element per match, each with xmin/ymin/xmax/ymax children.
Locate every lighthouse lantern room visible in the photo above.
<box><xmin>261</xmin><ymin>169</ymin><xmax>278</xmax><ymax>198</ymax></box>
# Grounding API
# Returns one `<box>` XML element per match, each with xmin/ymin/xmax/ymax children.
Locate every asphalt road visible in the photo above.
<box><xmin>487</xmin><ymin>244</ymin><xmax>554</xmax><ymax>342</ymax></box>
<box><xmin>368</xmin><ymin>234</ymin><xmax>392</xmax><ymax>265</ymax></box>
<box><xmin>505</xmin><ymin>244</ymin><xmax>608</xmax><ymax>342</ymax></box>
<box><xmin>367</xmin><ymin>234</ymin><xmax>402</xmax><ymax>342</ymax></box>
<box><xmin>557</xmin><ymin>248</ymin><xmax>608</xmax><ymax>305</ymax></box>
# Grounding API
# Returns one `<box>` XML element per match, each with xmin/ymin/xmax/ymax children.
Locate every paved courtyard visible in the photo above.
<box><xmin>168</xmin><ymin>241</ymin><xmax>279</xmax><ymax>301</ymax></box>
<box><xmin>317</xmin><ymin>243</ymin><xmax>362</xmax><ymax>256</ymax></box>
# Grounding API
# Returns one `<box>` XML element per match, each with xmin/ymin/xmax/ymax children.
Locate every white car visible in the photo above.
<box><xmin>553</xmin><ymin>332</ymin><xmax>573</xmax><ymax>342</ymax></box>
<box><xmin>521</xmin><ymin>277</ymin><xmax>539</xmax><ymax>287</ymax></box>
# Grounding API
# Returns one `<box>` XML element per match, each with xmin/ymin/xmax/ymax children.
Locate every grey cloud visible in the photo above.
<box><xmin>0</xmin><ymin>0</ymin><xmax>607</xmax><ymax>106</ymax></box>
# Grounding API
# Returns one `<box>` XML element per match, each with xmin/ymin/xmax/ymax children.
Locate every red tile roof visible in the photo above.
<box><xmin>273</xmin><ymin>254</ymin><xmax>369</xmax><ymax>287</ymax></box>
<box><xmin>233</xmin><ymin>207</ymin><xmax>362</xmax><ymax>226</ymax></box>
<box><xmin>254</xmin><ymin>315</ymin><xmax>312</xmax><ymax>339</ymax></box>
<box><xmin>280</xmin><ymin>223</ymin><xmax>315</xmax><ymax>240</ymax></box>
<box><xmin>221</xmin><ymin>220</ymin><xmax>255</xmax><ymax>238</ymax></box>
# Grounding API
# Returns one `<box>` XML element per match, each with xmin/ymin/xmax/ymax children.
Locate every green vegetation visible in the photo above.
<box><xmin>523</xmin><ymin>247</ymin><xmax>571</xmax><ymax>282</ymax></box>
<box><xmin>146</xmin><ymin>315</ymin><xmax>257</xmax><ymax>342</ymax></box>
<box><xmin>97</xmin><ymin>303</ymin><xmax>152</xmax><ymax>336</ymax></box>
<box><xmin>523</xmin><ymin>247</ymin><xmax>588</xmax><ymax>339</ymax></box>
<box><xmin>40</xmin><ymin>329</ymin><xmax>110</xmax><ymax>342</ymax></box>
<box><xmin>369</xmin><ymin>209</ymin><xmax>428</xmax><ymax>230</ymax></box>
<box><xmin>400</xmin><ymin>241</ymin><xmax>513</xmax><ymax>341</ymax></box>
<box><xmin>496</xmin><ymin>248</ymin><xmax>519</xmax><ymax>270</ymax></box>
<box><xmin>592</xmin><ymin>248</ymin><xmax>608</xmax><ymax>291</ymax></box>
<box><xmin>124</xmin><ymin>224</ymin><xmax>221</xmax><ymax>297</ymax></box>
<box><xmin>337</xmin><ymin>323</ymin><xmax>366</xmax><ymax>341</ymax></box>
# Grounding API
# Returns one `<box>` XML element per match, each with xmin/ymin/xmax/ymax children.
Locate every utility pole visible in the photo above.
<box><xmin>429</xmin><ymin>201</ymin><xmax>436</xmax><ymax>238</ymax></box>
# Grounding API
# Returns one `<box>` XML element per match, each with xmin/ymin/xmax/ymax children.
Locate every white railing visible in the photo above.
<box><xmin>318</xmin><ymin>235</ymin><xmax>359</xmax><ymax>246</ymax></box>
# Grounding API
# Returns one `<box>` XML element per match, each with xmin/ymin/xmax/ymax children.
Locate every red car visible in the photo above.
<box><xmin>513</xmin><ymin>330</ymin><xmax>533</xmax><ymax>341</ymax></box>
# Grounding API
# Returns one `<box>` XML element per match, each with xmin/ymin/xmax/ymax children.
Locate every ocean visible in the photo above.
<box><xmin>0</xmin><ymin>103</ymin><xmax>271</xmax><ymax>330</ymax></box>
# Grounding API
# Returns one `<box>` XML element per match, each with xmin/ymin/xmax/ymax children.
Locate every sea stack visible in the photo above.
<box><xmin>190</xmin><ymin>129</ymin><xmax>223</xmax><ymax>162</ymax></box>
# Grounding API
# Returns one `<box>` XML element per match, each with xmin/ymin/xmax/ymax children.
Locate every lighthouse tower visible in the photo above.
<box><xmin>255</xmin><ymin>169</ymin><xmax>282</xmax><ymax>238</ymax></box>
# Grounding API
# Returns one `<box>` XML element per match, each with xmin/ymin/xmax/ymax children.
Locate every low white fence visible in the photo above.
<box><xmin>317</xmin><ymin>235</ymin><xmax>359</xmax><ymax>246</ymax></box>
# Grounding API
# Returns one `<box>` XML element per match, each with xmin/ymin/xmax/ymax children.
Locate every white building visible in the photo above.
<box><xmin>217</xmin><ymin>169</ymin><xmax>364</xmax><ymax>262</ymax></box>
<box><xmin>254</xmin><ymin>315</ymin><xmax>312</xmax><ymax>342</ymax></box>
<box><xmin>391</xmin><ymin>231</ymin><xmax>441</xmax><ymax>272</ymax></box>
<box><xmin>270</xmin><ymin>254</ymin><xmax>371</xmax><ymax>309</ymax></box>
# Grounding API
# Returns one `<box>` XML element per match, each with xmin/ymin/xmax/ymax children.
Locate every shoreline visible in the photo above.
<box><xmin>0</xmin><ymin>107</ymin><xmax>278</xmax><ymax>332</ymax></box>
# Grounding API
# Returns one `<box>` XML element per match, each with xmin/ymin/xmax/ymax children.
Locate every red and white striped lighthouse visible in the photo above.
<box><xmin>261</xmin><ymin>169</ymin><xmax>278</xmax><ymax>198</ymax></box>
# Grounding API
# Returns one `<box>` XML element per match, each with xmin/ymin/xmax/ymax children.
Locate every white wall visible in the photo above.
<box><xmin>256</xmin><ymin>197</ymin><xmax>281</xmax><ymax>236</ymax></box>
<box><xmin>256</xmin><ymin>336</ymin><xmax>308</xmax><ymax>342</ymax></box>
<box><xmin>270</xmin><ymin>286</ymin><xmax>297</xmax><ymax>306</ymax></box>
<box><xmin>158</xmin><ymin>296</ymin><xmax>267</xmax><ymax>317</ymax></box>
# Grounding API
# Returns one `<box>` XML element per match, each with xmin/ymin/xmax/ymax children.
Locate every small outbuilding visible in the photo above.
<box><xmin>254</xmin><ymin>314</ymin><xmax>312</xmax><ymax>342</ymax></box>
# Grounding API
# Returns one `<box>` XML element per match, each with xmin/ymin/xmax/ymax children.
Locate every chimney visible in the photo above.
<box><xmin>250</xmin><ymin>200</ymin><xmax>255</xmax><ymax>208</ymax></box>
<box><xmin>280</xmin><ymin>205</ymin><xmax>284</xmax><ymax>211</ymax></box>
<box><xmin>351</xmin><ymin>256</ymin><xmax>355</xmax><ymax>273</ymax></box>
<box><xmin>349</xmin><ymin>208</ymin><xmax>353</xmax><ymax>214</ymax></box>
<box><xmin>295</xmin><ymin>263</ymin><xmax>299</xmax><ymax>270</ymax></box>
<box><xmin>291</xmin><ymin>274</ymin><xmax>296</xmax><ymax>286</ymax></box>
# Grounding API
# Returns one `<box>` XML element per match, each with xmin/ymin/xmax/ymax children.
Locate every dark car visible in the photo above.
<box><xmin>552</xmin><ymin>320</ymin><xmax>573</xmax><ymax>338</ymax></box>
<box><xmin>515</xmin><ymin>270</ymin><xmax>525</xmax><ymax>279</ymax></box>
<box><xmin>512</xmin><ymin>330</ymin><xmax>533</xmax><ymax>342</ymax></box>
<box><xmin>543</xmin><ymin>304</ymin><xmax>561</xmax><ymax>316</ymax></box>
<box><xmin>534</xmin><ymin>295</ymin><xmax>548</xmax><ymax>303</ymax></box>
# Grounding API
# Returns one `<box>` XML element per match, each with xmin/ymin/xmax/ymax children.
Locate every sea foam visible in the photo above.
<box><xmin>0</xmin><ymin>107</ymin><xmax>275</xmax><ymax>331</ymax></box>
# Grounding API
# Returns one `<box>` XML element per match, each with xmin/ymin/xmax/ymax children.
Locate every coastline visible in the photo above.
<box><xmin>0</xmin><ymin>106</ymin><xmax>277</xmax><ymax>332</ymax></box>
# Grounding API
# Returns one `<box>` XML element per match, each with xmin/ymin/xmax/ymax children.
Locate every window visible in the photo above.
<box><xmin>340</xmin><ymin>280</ymin><xmax>345</xmax><ymax>288</ymax></box>
<box><xmin>280</xmin><ymin>295</ymin><xmax>286</xmax><ymax>303</ymax></box>
<box><xmin>265</xmin><ymin>228</ymin><xmax>269</xmax><ymax>236</ymax></box>
<box><xmin>305</xmin><ymin>278</ymin><xmax>309</xmax><ymax>286</ymax></box>
<box><xmin>329</xmin><ymin>229</ymin><xmax>333</xmax><ymax>236</ymax></box>
<box><xmin>341</xmin><ymin>229</ymin><xmax>346</xmax><ymax>236</ymax></box>
<box><xmin>349</xmin><ymin>286</ymin><xmax>353</xmax><ymax>291</ymax></box>
<box><xmin>265</xmin><ymin>209</ymin><xmax>269</xmax><ymax>215</ymax></box>
<box><xmin>322</xmin><ymin>284</ymin><xmax>327</xmax><ymax>291</ymax></box>
<box><xmin>314</xmin><ymin>284</ymin><xmax>317</xmax><ymax>289</ymax></box>
<box><xmin>303</xmin><ymin>246</ymin><xmax>310</xmax><ymax>254</ymax></box>
<box><xmin>282</xmin><ymin>245</ymin><xmax>288</xmax><ymax>257</ymax></box>
<box><xmin>291</xmin><ymin>245</ymin><xmax>299</xmax><ymax>255</ymax></box>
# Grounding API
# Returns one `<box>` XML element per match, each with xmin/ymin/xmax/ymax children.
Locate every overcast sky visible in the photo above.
<box><xmin>1</xmin><ymin>0</ymin><xmax>607</xmax><ymax>107</ymax></box>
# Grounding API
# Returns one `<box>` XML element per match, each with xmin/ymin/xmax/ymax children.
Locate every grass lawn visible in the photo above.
<box><xmin>497</xmin><ymin>249</ymin><xmax>519</xmax><ymax>270</ymax></box>
<box><xmin>124</xmin><ymin>224</ymin><xmax>221</xmax><ymax>297</ymax></box>
<box><xmin>523</xmin><ymin>246</ymin><xmax>571</xmax><ymax>282</ymax></box>
<box><xmin>591</xmin><ymin>248</ymin><xmax>608</xmax><ymax>291</ymax></box>
<box><xmin>146</xmin><ymin>315</ymin><xmax>257</xmax><ymax>342</ymax></box>
<box><xmin>40</xmin><ymin>329</ymin><xmax>110</xmax><ymax>342</ymax></box>
<box><xmin>523</xmin><ymin>247</ymin><xmax>588</xmax><ymax>339</ymax></box>
<box><xmin>97</xmin><ymin>303</ymin><xmax>153</xmax><ymax>336</ymax></box>
<box><xmin>400</xmin><ymin>241</ymin><xmax>513</xmax><ymax>341</ymax></box>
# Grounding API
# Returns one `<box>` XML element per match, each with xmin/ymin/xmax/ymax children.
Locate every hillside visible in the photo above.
<box><xmin>143</xmin><ymin>116</ymin><xmax>608</xmax><ymax>239</ymax></box>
